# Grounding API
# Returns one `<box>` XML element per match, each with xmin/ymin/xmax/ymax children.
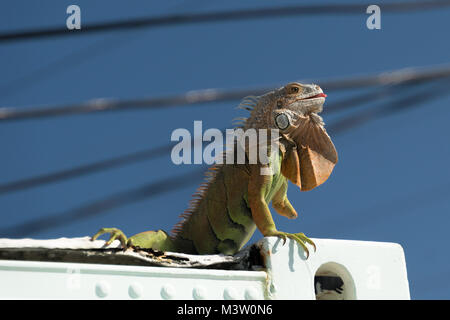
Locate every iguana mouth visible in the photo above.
<box><xmin>304</xmin><ymin>93</ymin><xmax>327</xmax><ymax>100</ymax></box>
<box><xmin>287</xmin><ymin>91</ymin><xmax>327</xmax><ymax>115</ymax></box>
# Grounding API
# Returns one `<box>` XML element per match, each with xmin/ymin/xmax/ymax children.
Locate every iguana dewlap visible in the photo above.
<box><xmin>92</xmin><ymin>83</ymin><xmax>338</xmax><ymax>258</ymax></box>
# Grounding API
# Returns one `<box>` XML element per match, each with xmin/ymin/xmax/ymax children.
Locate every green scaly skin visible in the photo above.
<box><xmin>92</xmin><ymin>151</ymin><xmax>315</xmax><ymax>257</ymax></box>
<box><xmin>92</xmin><ymin>82</ymin><xmax>338</xmax><ymax>258</ymax></box>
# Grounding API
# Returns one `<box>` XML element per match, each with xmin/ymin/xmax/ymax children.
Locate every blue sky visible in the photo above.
<box><xmin>0</xmin><ymin>1</ymin><xmax>449</xmax><ymax>299</ymax></box>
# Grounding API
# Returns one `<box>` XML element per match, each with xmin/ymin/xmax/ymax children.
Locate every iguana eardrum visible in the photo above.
<box><xmin>92</xmin><ymin>82</ymin><xmax>338</xmax><ymax>258</ymax></box>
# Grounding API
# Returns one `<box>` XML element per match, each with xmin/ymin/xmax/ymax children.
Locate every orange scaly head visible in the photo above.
<box><xmin>241</xmin><ymin>82</ymin><xmax>338</xmax><ymax>191</ymax></box>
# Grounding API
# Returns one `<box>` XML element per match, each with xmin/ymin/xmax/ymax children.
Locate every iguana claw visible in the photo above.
<box><xmin>270</xmin><ymin>231</ymin><xmax>316</xmax><ymax>259</ymax></box>
<box><xmin>91</xmin><ymin>227</ymin><xmax>128</xmax><ymax>248</ymax></box>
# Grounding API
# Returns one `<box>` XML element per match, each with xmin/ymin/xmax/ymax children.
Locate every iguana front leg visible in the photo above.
<box><xmin>248</xmin><ymin>165</ymin><xmax>316</xmax><ymax>258</ymax></box>
<box><xmin>272</xmin><ymin>179</ymin><xmax>298</xmax><ymax>219</ymax></box>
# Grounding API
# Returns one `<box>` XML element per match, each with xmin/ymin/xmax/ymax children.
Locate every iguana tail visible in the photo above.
<box><xmin>126</xmin><ymin>229</ymin><xmax>178</xmax><ymax>252</ymax></box>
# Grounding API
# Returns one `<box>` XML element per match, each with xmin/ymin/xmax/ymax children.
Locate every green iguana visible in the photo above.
<box><xmin>92</xmin><ymin>82</ymin><xmax>338</xmax><ymax>258</ymax></box>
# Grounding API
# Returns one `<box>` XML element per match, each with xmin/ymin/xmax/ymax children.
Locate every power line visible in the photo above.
<box><xmin>1</xmin><ymin>64</ymin><xmax>449</xmax><ymax>122</ymax></box>
<box><xmin>328</xmin><ymin>78</ymin><xmax>450</xmax><ymax>134</ymax></box>
<box><xmin>0</xmin><ymin>80</ymin><xmax>426</xmax><ymax>196</ymax></box>
<box><xmin>0</xmin><ymin>144</ymin><xmax>173</xmax><ymax>195</ymax></box>
<box><xmin>1</xmin><ymin>1</ymin><xmax>449</xmax><ymax>43</ymax></box>
<box><xmin>0</xmin><ymin>33</ymin><xmax>139</xmax><ymax>100</ymax></box>
<box><xmin>0</xmin><ymin>167</ymin><xmax>206</xmax><ymax>238</ymax></box>
<box><xmin>323</xmin><ymin>81</ymin><xmax>423</xmax><ymax>115</ymax></box>
<box><xmin>0</xmin><ymin>0</ymin><xmax>203</xmax><ymax>101</ymax></box>
<box><xmin>2</xmin><ymin>80</ymin><xmax>449</xmax><ymax>237</ymax></box>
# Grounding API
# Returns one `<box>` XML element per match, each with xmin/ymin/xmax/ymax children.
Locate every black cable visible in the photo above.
<box><xmin>0</xmin><ymin>88</ymin><xmax>259</xmax><ymax>122</ymax></box>
<box><xmin>2</xmin><ymin>80</ymin><xmax>449</xmax><ymax>237</ymax></box>
<box><xmin>323</xmin><ymin>81</ymin><xmax>424</xmax><ymax>115</ymax></box>
<box><xmin>0</xmin><ymin>144</ymin><xmax>173</xmax><ymax>195</ymax></box>
<box><xmin>0</xmin><ymin>33</ymin><xmax>139</xmax><ymax>100</ymax></box>
<box><xmin>328</xmin><ymin>78</ymin><xmax>450</xmax><ymax>134</ymax></box>
<box><xmin>0</xmin><ymin>0</ymin><xmax>201</xmax><ymax>101</ymax></box>
<box><xmin>0</xmin><ymin>167</ymin><xmax>207</xmax><ymax>238</ymax></box>
<box><xmin>1</xmin><ymin>64</ymin><xmax>449</xmax><ymax>122</ymax></box>
<box><xmin>0</xmin><ymin>80</ymin><xmax>427</xmax><ymax>196</ymax></box>
<box><xmin>1</xmin><ymin>1</ymin><xmax>449</xmax><ymax>43</ymax></box>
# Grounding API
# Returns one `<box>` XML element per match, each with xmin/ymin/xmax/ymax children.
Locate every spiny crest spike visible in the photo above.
<box><xmin>170</xmin><ymin>164</ymin><xmax>223</xmax><ymax>237</ymax></box>
<box><xmin>243</xmin><ymin>95</ymin><xmax>259</xmax><ymax>102</ymax></box>
<box><xmin>236</xmin><ymin>95</ymin><xmax>260</xmax><ymax>111</ymax></box>
<box><xmin>232</xmin><ymin>117</ymin><xmax>248</xmax><ymax>123</ymax></box>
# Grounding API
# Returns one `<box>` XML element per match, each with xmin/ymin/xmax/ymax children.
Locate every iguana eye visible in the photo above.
<box><xmin>285</xmin><ymin>83</ymin><xmax>302</xmax><ymax>95</ymax></box>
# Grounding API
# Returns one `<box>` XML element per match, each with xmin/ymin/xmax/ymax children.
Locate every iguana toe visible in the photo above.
<box><xmin>269</xmin><ymin>231</ymin><xmax>315</xmax><ymax>259</ymax></box>
<box><xmin>296</xmin><ymin>232</ymin><xmax>316</xmax><ymax>252</ymax></box>
<box><xmin>91</xmin><ymin>227</ymin><xmax>128</xmax><ymax>248</ymax></box>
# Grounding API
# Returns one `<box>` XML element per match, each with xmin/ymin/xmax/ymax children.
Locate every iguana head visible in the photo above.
<box><xmin>242</xmin><ymin>82</ymin><xmax>326</xmax><ymax>130</ymax></box>
<box><xmin>241</xmin><ymin>82</ymin><xmax>338</xmax><ymax>191</ymax></box>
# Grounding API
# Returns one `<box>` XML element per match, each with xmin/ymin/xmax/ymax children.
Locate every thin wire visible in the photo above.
<box><xmin>2</xmin><ymin>80</ymin><xmax>449</xmax><ymax>237</ymax></box>
<box><xmin>0</xmin><ymin>33</ymin><xmax>140</xmax><ymax>101</ymax></box>
<box><xmin>0</xmin><ymin>80</ymin><xmax>426</xmax><ymax>196</ymax></box>
<box><xmin>0</xmin><ymin>144</ymin><xmax>173</xmax><ymax>195</ymax></box>
<box><xmin>0</xmin><ymin>0</ymin><xmax>204</xmax><ymax>101</ymax></box>
<box><xmin>323</xmin><ymin>81</ymin><xmax>424</xmax><ymax>115</ymax></box>
<box><xmin>1</xmin><ymin>1</ymin><xmax>449</xmax><ymax>43</ymax></box>
<box><xmin>1</xmin><ymin>64</ymin><xmax>449</xmax><ymax>122</ymax></box>
<box><xmin>0</xmin><ymin>167</ymin><xmax>207</xmax><ymax>238</ymax></box>
<box><xmin>328</xmin><ymin>78</ymin><xmax>450</xmax><ymax>134</ymax></box>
